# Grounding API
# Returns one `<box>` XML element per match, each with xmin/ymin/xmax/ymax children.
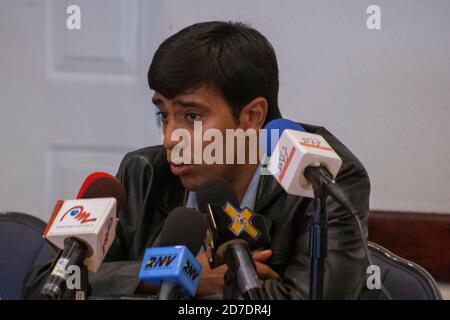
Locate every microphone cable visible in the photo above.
<box><xmin>352</xmin><ymin>213</ymin><xmax>393</xmax><ymax>300</ymax></box>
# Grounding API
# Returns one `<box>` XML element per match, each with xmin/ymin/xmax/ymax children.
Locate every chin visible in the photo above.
<box><xmin>179</xmin><ymin>175</ymin><xmax>202</xmax><ymax>191</ymax></box>
<box><xmin>180</xmin><ymin>173</ymin><xmax>221</xmax><ymax>192</ymax></box>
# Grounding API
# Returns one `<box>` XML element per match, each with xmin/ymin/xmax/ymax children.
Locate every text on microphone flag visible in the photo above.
<box><xmin>59</xmin><ymin>205</ymin><xmax>97</xmax><ymax>224</ymax></box>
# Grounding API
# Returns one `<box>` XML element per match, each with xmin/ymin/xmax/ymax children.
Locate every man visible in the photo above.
<box><xmin>24</xmin><ymin>21</ymin><xmax>370</xmax><ymax>299</ymax></box>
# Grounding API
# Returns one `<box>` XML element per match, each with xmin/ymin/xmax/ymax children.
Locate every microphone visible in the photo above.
<box><xmin>138</xmin><ymin>207</ymin><xmax>207</xmax><ymax>299</ymax></box>
<box><xmin>264</xmin><ymin>119</ymin><xmax>357</xmax><ymax>215</ymax></box>
<box><xmin>264</xmin><ymin>119</ymin><xmax>361</xmax><ymax>299</ymax></box>
<box><xmin>76</xmin><ymin>171</ymin><xmax>126</xmax><ymax>213</ymax></box>
<box><xmin>39</xmin><ymin>172</ymin><xmax>125</xmax><ymax>300</ymax></box>
<box><xmin>197</xmin><ymin>178</ymin><xmax>270</xmax><ymax>255</ymax></box>
<box><xmin>197</xmin><ymin>178</ymin><xmax>268</xmax><ymax>300</ymax></box>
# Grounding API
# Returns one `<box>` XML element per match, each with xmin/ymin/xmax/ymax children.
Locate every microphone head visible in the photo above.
<box><xmin>76</xmin><ymin>172</ymin><xmax>126</xmax><ymax>216</ymax></box>
<box><xmin>158</xmin><ymin>207</ymin><xmax>207</xmax><ymax>256</ymax></box>
<box><xmin>196</xmin><ymin>177</ymin><xmax>239</xmax><ymax>214</ymax></box>
<box><xmin>263</xmin><ymin>119</ymin><xmax>305</xmax><ymax>157</ymax></box>
<box><xmin>267</xmin><ymin>123</ymin><xmax>342</xmax><ymax>198</ymax></box>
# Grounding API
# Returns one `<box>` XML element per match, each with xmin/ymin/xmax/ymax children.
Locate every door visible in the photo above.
<box><xmin>0</xmin><ymin>0</ymin><xmax>164</xmax><ymax>221</ymax></box>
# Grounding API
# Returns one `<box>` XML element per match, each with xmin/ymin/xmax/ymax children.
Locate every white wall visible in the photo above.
<box><xmin>0</xmin><ymin>0</ymin><xmax>449</xmax><ymax>220</ymax></box>
<box><xmin>162</xmin><ymin>0</ymin><xmax>450</xmax><ymax>213</ymax></box>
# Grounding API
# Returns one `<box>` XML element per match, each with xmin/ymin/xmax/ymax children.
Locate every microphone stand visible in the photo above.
<box><xmin>305</xmin><ymin>165</ymin><xmax>359</xmax><ymax>300</ymax></box>
<box><xmin>308</xmin><ymin>174</ymin><xmax>328</xmax><ymax>300</ymax></box>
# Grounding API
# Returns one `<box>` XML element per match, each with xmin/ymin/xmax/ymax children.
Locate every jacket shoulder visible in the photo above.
<box><xmin>300</xmin><ymin>123</ymin><xmax>368</xmax><ymax>177</ymax></box>
<box><xmin>116</xmin><ymin>145</ymin><xmax>182</xmax><ymax>195</ymax></box>
<box><xmin>120</xmin><ymin>145</ymin><xmax>167</xmax><ymax>168</ymax></box>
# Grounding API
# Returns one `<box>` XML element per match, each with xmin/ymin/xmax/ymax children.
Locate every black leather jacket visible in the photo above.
<box><xmin>23</xmin><ymin>123</ymin><xmax>370</xmax><ymax>300</ymax></box>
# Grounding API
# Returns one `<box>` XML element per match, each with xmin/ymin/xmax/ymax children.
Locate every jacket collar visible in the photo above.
<box><xmin>254</xmin><ymin>173</ymin><xmax>284</xmax><ymax>213</ymax></box>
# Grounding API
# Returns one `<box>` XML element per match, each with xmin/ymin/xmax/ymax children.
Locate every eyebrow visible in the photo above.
<box><xmin>175</xmin><ymin>99</ymin><xmax>209</xmax><ymax>110</ymax></box>
<box><xmin>152</xmin><ymin>96</ymin><xmax>209</xmax><ymax>111</ymax></box>
<box><xmin>152</xmin><ymin>96</ymin><xmax>164</xmax><ymax>107</ymax></box>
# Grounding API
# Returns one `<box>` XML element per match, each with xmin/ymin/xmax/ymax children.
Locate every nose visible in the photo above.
<box><xmin>162</xmin><ymin>119</ymin><xmax>178</xmax><ymax>152</ymax></box>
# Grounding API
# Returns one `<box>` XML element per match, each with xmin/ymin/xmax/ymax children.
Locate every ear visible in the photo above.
<box><xmin>238</xmin><ymin>97</ymin><xmax>268</xmax><ymax>130</ymax></box>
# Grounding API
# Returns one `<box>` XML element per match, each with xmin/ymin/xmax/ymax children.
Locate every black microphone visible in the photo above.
<box><xmin>197</xmin><ymin>178</ymin><xmax>270</xmax><ymax>252</ymax></box>
<box><xmin>197</xmin><ymin>178</ymin><xmax>267</xmax><ymax>300</ymax></box>
<box><xmin>153</xmin><ymin>207</ymin><xmax>207</xmax><ymax>300</ymax></box>
<box><xmin>196</xmin><ymin>178</ymin><xmax>239</xmax><ymax>214</ymax></box>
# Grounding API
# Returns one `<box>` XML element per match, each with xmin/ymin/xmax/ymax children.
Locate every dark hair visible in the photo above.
<box><xmin>148</xmin><ymin>21</ymin><xmax>282</xmax><ymax>125</ymax></box>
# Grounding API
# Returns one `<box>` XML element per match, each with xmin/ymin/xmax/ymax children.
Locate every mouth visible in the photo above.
<box><xmin>169</xmin><ymin>161</ymin><xmax>192</xmax><ymax>176</ymax></box>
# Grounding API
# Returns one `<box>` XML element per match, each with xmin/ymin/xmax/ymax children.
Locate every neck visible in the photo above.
<box><xmin>229</xmin><ymin>163</ymin><xmax>258</xmax><ymax>204</ymax></box>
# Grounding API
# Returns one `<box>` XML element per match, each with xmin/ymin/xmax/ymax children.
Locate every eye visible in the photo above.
<box><xmin>156</xmin><ymin>111</ymin><xmax>169</xmax><ymax>122</ymax></box>
<box><xmin>185</xmin><ymin>112</ymin><xmax>201</xmax><ymax>122</ymax></box>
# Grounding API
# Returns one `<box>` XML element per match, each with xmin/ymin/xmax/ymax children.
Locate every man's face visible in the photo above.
<box><xmin>152</xmin><ymin>86</ymin><xmax>243</xmax><ymax>191</ymax></box>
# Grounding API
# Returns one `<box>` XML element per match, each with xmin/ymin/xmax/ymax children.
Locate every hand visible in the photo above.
<box><xmin>253</xmin><ymin>250</ymin><xmax>280</xmax><ymax>280</ymax></box>
<box><xmin>195</xmin><ymin>249</ymin><xmax>279</xmax><ymax>297</ymax></box>
<box><xmin>195</xmin><ymin>251</ymin><xmax>227</xmax><ymax>297</ymax></box>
